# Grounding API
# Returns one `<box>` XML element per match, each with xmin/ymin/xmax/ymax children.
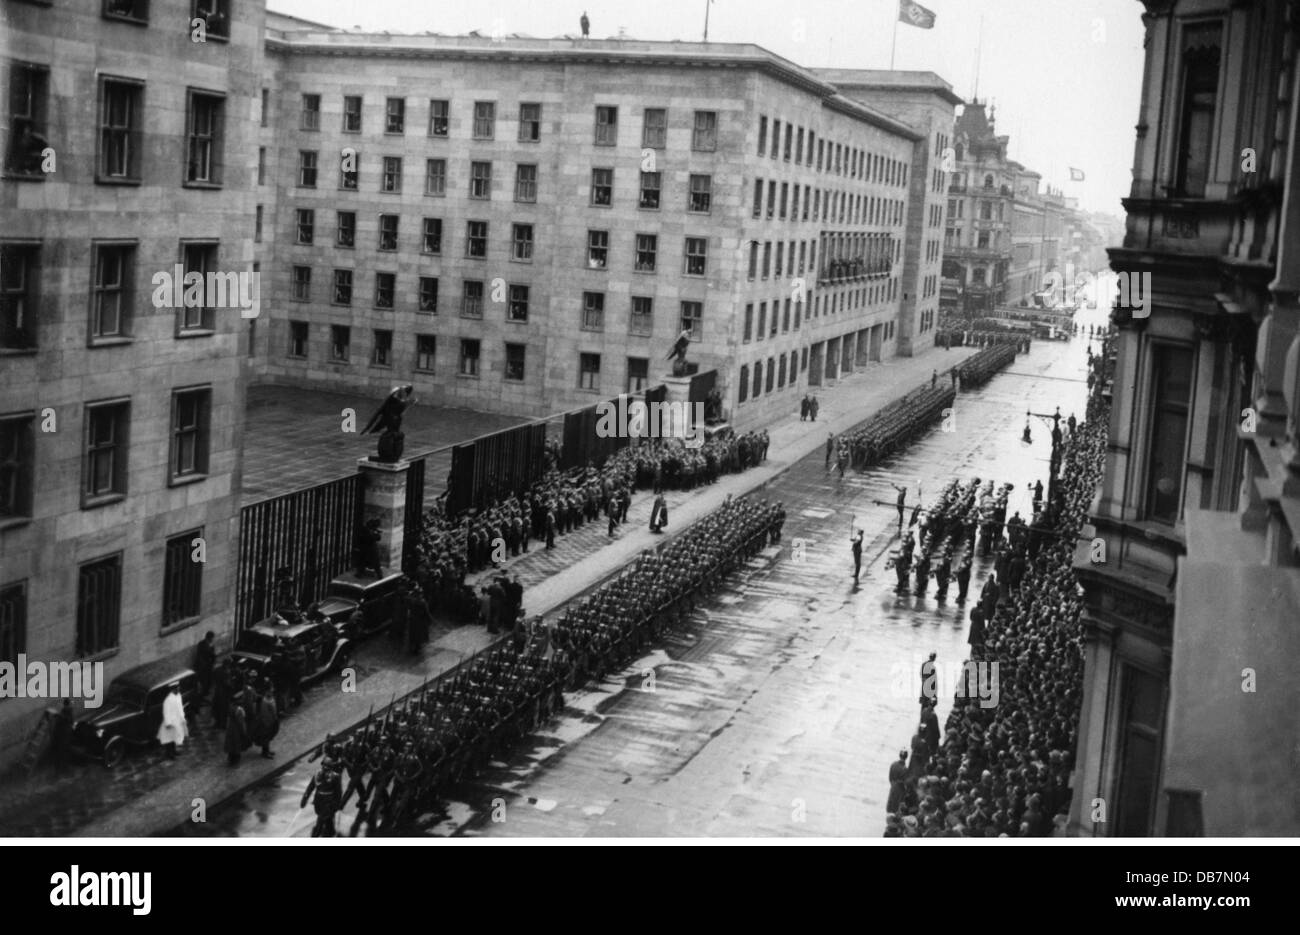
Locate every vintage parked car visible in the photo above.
<box><xmin>72</xmin><ymin>660</ymin><xmax>200</xmax><ymax>768</ymax></box>
<box><xmin>229</xmin><ymin>614</ymin><xmax>352</xmax><ymax>689</ymax></box>
<box><xmin>312</xmin><ymin>570</ymin><xmax>405</xmax><ymax>639</ymax></box>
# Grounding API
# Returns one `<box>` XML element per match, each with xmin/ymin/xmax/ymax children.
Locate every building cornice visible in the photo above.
<box><xmin>265</xmin><ymin>33</ymin><xmax>925</xmax><ymax>137</ymax></box>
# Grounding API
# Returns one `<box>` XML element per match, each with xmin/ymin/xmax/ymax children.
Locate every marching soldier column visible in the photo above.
<box><xmin>302</xmin><ymin>494</ymin><xmax>785</xmax><ymax>836</ymax></box>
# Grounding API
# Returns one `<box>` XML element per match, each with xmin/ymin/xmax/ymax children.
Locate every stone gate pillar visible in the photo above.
<box><xmin>357</xmin><ymin>457</ymin><xmax>409</xmax><ymax>573</ymax></box>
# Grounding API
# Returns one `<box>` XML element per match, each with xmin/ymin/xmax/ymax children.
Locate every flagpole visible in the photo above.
<box><xmin>703</xmin><ymin>0</ymin><xmax>710</xmax><ymax>41</ymax></box>
<box><xmin>890</xmin><ymin>7</ymin><xmax>899</xmax><ymax>69</ymax></box>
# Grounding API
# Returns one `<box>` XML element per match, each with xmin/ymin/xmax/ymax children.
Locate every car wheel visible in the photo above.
<box><xmin>103</xmin><ymin>738</ymin><xmax>126</xmax><ymax>769</ymax></box>
<box><xmin>333</xmin><ymin>648</ymin><xmax>351</xmax><ymax>674</ymax></box>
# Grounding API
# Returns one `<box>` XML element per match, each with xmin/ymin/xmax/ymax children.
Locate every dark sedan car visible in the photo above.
<box><xmin>229</xmin><ymin>615</ymin><xmax>352</xmax><ymax>689</ymax></box>
<box><xmin>312</xmin><ymin>570</ymin><xmax>405</xmax><ymax>639</ymax></box>
<box><xmin>72</xmin><ymin>661</ymin><xmax>199</xmax><ymax>768</ymax></box>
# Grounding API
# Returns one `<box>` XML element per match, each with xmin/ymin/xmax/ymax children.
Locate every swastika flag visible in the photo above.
<box><xmin>899</xmin><ymin>0</ymin><xmax>937</xmax><ymax>29</ymax></box>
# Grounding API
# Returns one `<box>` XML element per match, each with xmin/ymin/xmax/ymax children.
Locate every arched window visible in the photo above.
<box><xmin>954</xmin><ymin>143</ymin><xmax>963</xmax><ymax>161</ymax></box>
<box><xmin>983</xmin><ymin>174</ymin><xmax>994</xmax><ymax>189</ymax></box>
<box><xmin>738</xmin><ymin>365</ymin><xmax>749</xmax><ymax>403</ymax></box>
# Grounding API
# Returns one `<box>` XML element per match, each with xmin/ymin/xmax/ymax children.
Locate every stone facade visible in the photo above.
<box><xmin>0</xmin><ymin>0</ymin><xmax>262</xmax><ymax>765</ymax></box>
<box><xmin>1070</xmin><ymin>0</ymin><xmax>1300</xmax><ymax>836</ymax></box>
<box><xmin>250</xmin><ymin>32</ymin><xmax>959</xmax><ymax>430</ymax></box>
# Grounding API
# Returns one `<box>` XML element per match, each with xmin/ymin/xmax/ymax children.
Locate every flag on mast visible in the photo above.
<box><xmin>1068</xmin><ymin>167</ymin><xmax>1086</xmax><ymax>182</ymax></box>
<box><xmin>899</xmin><ymin>0</ymin><xmax>937</xmax><ymax>29</ymax></box>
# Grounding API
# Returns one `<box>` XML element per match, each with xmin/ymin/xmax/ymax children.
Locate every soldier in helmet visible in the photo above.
<box><xmin>301</xmin><ymin>756</ymin><xmax>348</xmax><ymax>837</ymax></box>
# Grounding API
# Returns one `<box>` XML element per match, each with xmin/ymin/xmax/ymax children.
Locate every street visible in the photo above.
<box><xmin>186</xmin><ymin>322</ymin><xmax>1100</xmax><ymax>837</ymax></box>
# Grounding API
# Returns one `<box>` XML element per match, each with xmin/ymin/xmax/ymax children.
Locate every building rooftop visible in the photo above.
<box><xmin>263</xmin><ymin>27</ymin><xmax>937</xmax><ymax>139</ymax></box>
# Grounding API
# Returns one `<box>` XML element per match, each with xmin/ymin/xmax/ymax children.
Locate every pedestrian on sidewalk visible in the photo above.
<box><xmin>545</xmin><ymin>507</ymin><xmax>557</xmax><ymax>549</ymax></box>
<box><xmin>649</xmin><ymin>494</ymin><xmax>667</xmax><ymax>533</ymax></box>
<box><xmin>825</xmin><ymin>432</ymin><xmax>834</xmax><ymax>470</ymax></box>
<box><xmin>193</xmin><ymin>631</ymin><xmax>216</xmax><ymax>704</ymax></box>
<box><xmin>211</xmin><ymin>659</ymin><xmax>231</xmax><ymax>729</ymax></box>
<box><xmin>809</xmin><ymin>396</ymin><xmax>819</xmax><ymax>421</ymax></box>
<box><xmin>851</xmin><ymin>529</ymin><xmax>864</xmax><ymax>582</ymax></box>
<box><xmin>800</xmin><ymin>395</ymin><xmax>810</xmax><ymax>421</ymax></box>
<box><xmin>837</xmin><ymin>449</ymin><xmax>848</xmax><ymax>483</ymax></box>
<box><xmin>931</xmin><ymin>369</ymin><xmax>937</xmax><ymax>388</ymax></box>
<box><xmin>607</xmin><ymin>496</ymin><xmax>618</xmax><ymax>537</ymax></box>
<box><xmin>157</xmin><ymin>683</ymin><xmax>187</xmax><ymax>760</ymax></box>
<box><xmin>225</xmin><ymin>691</ymin><xmax>248</xmax><ymax>766</ymax></box>
<box><xmin>249</xmin><ymin>679</ymin><xmax>279</xmax><ymax>759</ymax></box>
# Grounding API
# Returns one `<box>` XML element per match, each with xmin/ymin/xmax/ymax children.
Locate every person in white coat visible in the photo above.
<box><xmin>157</xmin><ymin>683</ymin><xmax>187</xmax><ymax>759</ymax></box>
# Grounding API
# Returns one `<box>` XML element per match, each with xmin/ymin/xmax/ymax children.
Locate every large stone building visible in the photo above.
<box><xmin>1071</xmin><ymin>0</ymin><xmax>1300</xmax><ymax>837</ymax></box>
<box><xmin>251</xmin><ymin>28</ymin><xmax>960</xmax><ymax>428</ymax></box>
<box><xmin>0</xmin><ymin>0</ymin><xmax>261</xmax><ymax>758</ymax></box>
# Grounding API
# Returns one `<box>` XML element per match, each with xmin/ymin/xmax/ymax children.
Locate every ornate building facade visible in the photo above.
<box><xmin>1071</xmin><ymin>0</ymin><xmax>1300</xmax><ymax>837</ymax></box>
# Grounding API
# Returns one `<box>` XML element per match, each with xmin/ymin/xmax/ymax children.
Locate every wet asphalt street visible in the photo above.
<box><xmin>183</xmin><ymin>311</ymin><xmax>1105</xmax><ymax>838</ymax></box>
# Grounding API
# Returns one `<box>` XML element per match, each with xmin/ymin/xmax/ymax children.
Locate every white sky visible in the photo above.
<box><xmin>267</xmin><ymin>0</ymin><xmax>1145</xmax><ymax>216</ymax></box>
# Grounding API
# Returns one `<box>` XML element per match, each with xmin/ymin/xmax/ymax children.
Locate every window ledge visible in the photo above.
<box><xmin>169</xmin><ymin>473</ymin><xmax>208</xmax><ymax>488</ymax></box>
<box><xmin>103</xmin><ymin>14</ymin><xmax>148</xmax><ymax>26</ymax></box>
<box><xmin>2</xmin><ymin>172</ymin><xmax>46</xmax><ymax>182</ymax></box>
<box><xmin>82</xmin><ymin>493</ymin><xmax>127</xmax><ymax>511</ymax></box>
<box><xmin>89</xmin><ymin>336</ymin><xmax>134</xmax><ymax>349</ymax></box>
<box><xmin>160</xmin><ymin>616</ymin><xmax>201</xmax><ymax>637</ymax></box>
<box><xmin>0</xmin><ymin>516</ymin><xmax>33</xmax><ymax>533</ymax></box>
<box><xmin>175</xmin><ymin>329</ymin><xmax>216</xmax><ymax>339</ymax></box>
<box><xmin>95</xmin><ymin>176</ymin><xmax>142</xmax><ymax>187</ymax></box>
<box><xmin>79</xmin><ymin>648</ymin><xmax>121</xmax><ymax>665</ymax></box>
<box><xmin>182</xmin><ymin>181</ymin><xmax>223</xmax><ymax>191</ymax></box>
<box><xmin>0</xmin><ymin>347</ymin><xmax>39</xmax><ymax>357</ymax></box>
<box><xmin>457</xmin><ymin>373</ymin><xmax>481</xmax><ymax>379</ymax></box>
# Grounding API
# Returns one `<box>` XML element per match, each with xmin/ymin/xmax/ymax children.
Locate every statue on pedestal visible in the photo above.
<box><xmin>666</xmin><ymin>328</ymin><xmax>691</xmax><ymax>377</ymax></box>
<box><xmin>361</xmin><ymin>385</ymin><xmax>416</xmax><ymax>463</ymax></box>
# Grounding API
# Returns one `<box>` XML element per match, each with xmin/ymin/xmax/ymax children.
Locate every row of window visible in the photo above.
<box><xmin>0</xmin><ymin>242</ymin><xmax>235</xmax><ymax>350</ymax></box>
<box><xmin>290</xmin><ymin>152</ymin><xmax>720</xmax><ymax>217</ymax></box>
<box><xmin>0</xmin><ymin>529</ymin><xmax>206</xmax><ymax>666</ymax></box>
<box><xmin>755</xmin><ymin>115</ymin><xmax>907</xmax><ymax>186</ymax></box>
<box><xmin>740</xmin><ymin>280</ymin><xmax>900</xmax><ymax>342</ymax></box>
<box><xmin>744</xmin><ymin>235</ymin><xmax>898</xmax><ymax>283</ymax></box>
<box><xmin>92</xmin><ymin>0</ymin><xmax>229</xmax><ymax>35</ymax></box>
<box><xmin>0</xmin><ymin>389</ymin><xmax>212</xmax><ymax>524</ymax></box>
<box><xmin>946</xmin><ymin>198</ymin><xmax>1006</xmax><ymax>222</ymax></box>
<box><xmin>282</xmin><ymin>324</ymin><xmax>654</xmax><ymax>393</ymax></box>
<box><xmin>751</xmin><ymin>177</ymin><xmax>904</xmax><ymax>227</ymax></box>
<box><xmin>279</xmin><ymin>96</ymin><xmax>722</xmax><ymax>151</ymax></box>
<box><xmin>5</xmin><ymin>66</ymin><xmax>227</xmax><ymax>186</ymax></box>
<box><xmin>286</xmin><ymin>221</ymin><xmax>712</xmax><ymax>278</ymax></box>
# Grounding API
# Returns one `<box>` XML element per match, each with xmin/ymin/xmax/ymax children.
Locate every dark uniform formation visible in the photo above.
<box><xmin>884</xmin><ymin>478</ymin><xmax>1012</xmax><ymax>599</ymax></box>
<box><xmin>951</xmin><ymin>343</ymin><xmax>1018</xmax><ymax>390</ymax></box>
<box><xmin>409</xmin><ymin>435</ymin><xmax>770</xmax><ymax>621</ymax></box>
<box><xmin>834</xmin><ymin>384</ymin><xmax>956</xmax><ymax>471</ymax></box>
<box><xmin>301</xmin><ymin>494</ymin><xmax>783</xmax><ymax>836</ymax></box>
<box><xmin>885</xmin><ymin>341</ymin><xmax>1114</xmax><ymax>838</ymax></box>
